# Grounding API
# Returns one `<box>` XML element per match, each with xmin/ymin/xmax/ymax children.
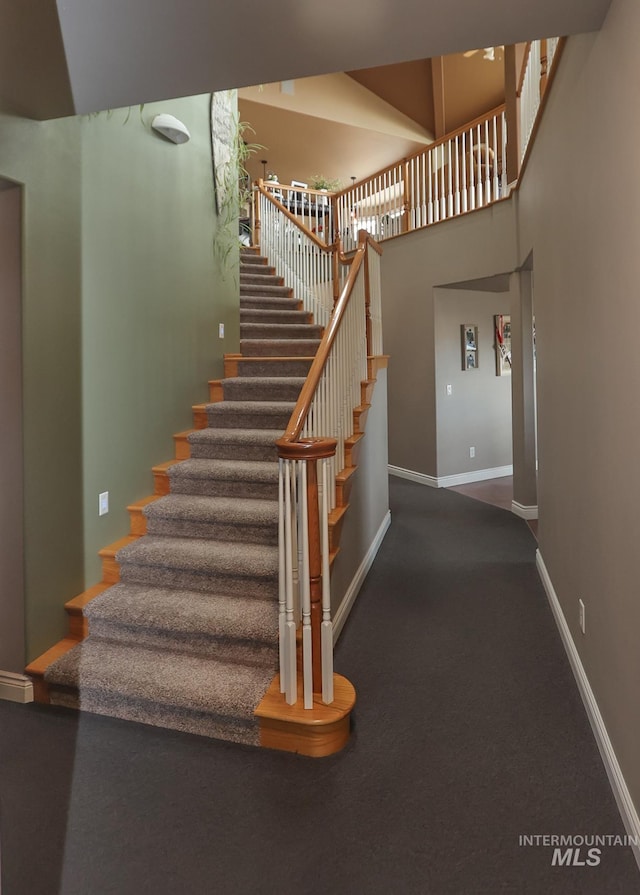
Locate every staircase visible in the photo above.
<box><xmin>38</xmin><ymin>248</ymin><xmax>323</xmax><ymax>746</ymax></box>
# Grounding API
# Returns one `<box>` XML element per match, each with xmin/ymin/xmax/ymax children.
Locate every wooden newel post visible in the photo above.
<box><xmin>276</xmin><ymin>437</ymin><xmax>338</xmax><ymax>697</ymax></box>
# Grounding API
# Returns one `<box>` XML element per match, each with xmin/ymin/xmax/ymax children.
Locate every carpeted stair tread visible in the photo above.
<box><xmin>116</xmin><ymin>535</ymin><xmax>278</xmax><ymax>598</ymax></box>
<box><xmin>240</xmin><ymin>283</ymin><xmax>292</xmax><ymax>297</ymax></box>
<box><xmin>240</xmin><ymin>308</ymin><xmax>310</xmax><ymax>325</ymax></box>
<box><xmin>239</xmin><ymin>252</ymin><xmax>269</xmax><ymax>265</ymax></box>
<box><xmin>167</xmin><ymin>459</ymin><xmax>278</xmax><ymax>500</ymax></box>
<box><xmin>240</xmin><ymin>322</ymin><xmax>324</xmax><ymax>340</ymax></box>
<box><xmin>44</xmin><ymin>638</ymin><xmax>273</xmax><ymax>744</ymax></box>
<box><xmin>187</xmin><ymin>427</ymin><xmax>281</xmax><ymax>462</ymax></box>
<box><xmin>85</xmin><ymin>583</ymin><xmax>278</xmax><ymax>654</ymax></box>
<box><xmin>240</xmin><ymin>262</ymin><xmax>275</xmax><ymax>275</ymax></box>
<box><xmin>240</xmin><ymin>295</ymin><xmax>302</xmax><ymax>311</ymax></box>
<box><xmin>144</xmin><ymin>494</ymin><xmax>278</xmax><ymax>543</ymax></box>
<box><xmin>241</xmin><ymin>338</ymin><xmax>321</xmax><ymax>357</ymax></box>
<box><xmin>234</xmin><ymin>358</ymin><xmax>313</xmax><ymax>377</ymax></box>
<box><xmin>205</xmin><ymin>400</ymin><xmax>295</xmax><ymax>430</ymax></box>
<box><xmin>221</xmin><ymin>377</ymin><xmax>305</xmax><ymax>402</ymax></box>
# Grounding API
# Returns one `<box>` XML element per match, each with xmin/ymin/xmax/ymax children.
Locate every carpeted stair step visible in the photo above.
<box><xmin>205</xmin><ymin>400</ymin><xmax>294</xmax><ymax>430</ymax></box>
<box><xmin>240</xmin><ymin>323</ymin><xmax>323</xmax><ymax>342</ymax></box>
<box><xmin>221</xmin><ymin>377</ymin><xmax>305</xmax><ymax>402</ymax></box>
<box><xmin>188</xmin><ymin>428</ymin><xmax>281</xmax><ymax>462</ymax></box>
<box><xmin>240</xmin><ymin>251</ymin><xmax>269</xmax><ymax>266</ymax></box>
<box><xmin>143</xmin><ymin>494</ymin><xmax>278</xmax><ymax>544</ymax></box>
<box><xmin>44</xmin><ymin>638</ymin><xmax>273</xmax><ymax>745</ymax></box>
<box><xmin>240</xmin><ymin>272</ymin><xmax>280</xmax><ymax>287</ymax></box>
<box><xmin>233</xmin><ymin>357</ymin><xmax>314</xmax><ymax>377</ymax></box>
<box><xmin>83</xmin><ymin>583</ymin><xmax>278</xmax><ymax>665</ymax></box>
<box><xmin>240</xmin><ymin>308</ymin><xmax>311</xmax><ymax>325</ymax></box>
<box><xmin>240</xmin><ymin>295</ymin><xmax>302</xmax><ymax>312</ymax></box>
<box><xmin>241</xmin><ymin>338</ymin><xmax>321</xmax><ymax>357</ymax></box>
<box><xmin>116</xmin><ymin>535</ymin><xmax>278</xmax><ymax>598</ymax></box>
<box><xmin>240</xmin><ymin>283</ymin><xmax>292</xmax><ymax>297</ymax></box>
<box><xmin>240</xmin><ymin>262</ymin><xmax>275</xmax><ymax>275</ymax></box>
<box><xmin>168</xmin><ymin>458</ymin><xmax>278</xmax><ymax>500</ymax></box>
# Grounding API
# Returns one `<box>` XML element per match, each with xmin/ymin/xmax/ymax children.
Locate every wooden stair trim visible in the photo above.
<box><xmin>98</xmin><ymin>534</ymin><xmax>140</xmax><ymax>584</ymax></box>
<box><xmin>128</xmin><ymin>495</ymin><xmax>161</xmax><ymax>535</ymax></box>
<box><xmin>255</xmin><ymin>672</ymin><xmax>356</xmax><ymax>757</ymax></box>
<box><xmin>192</xmin><ymin>403</ymin><xmax>208</xmax><ymax>429</ymax></box>
<box><xmin>173</xmin><ymin>430</ymin><xmax>193</xmax><ymax>460</ymax></box>
<box><xmin>208</xmin><ymin>380</ymin><xmax>224</xmax><ymax>403</ymax></box>
<box><xmin>26</xmin><ymin>638</ymin><xmax>81</xmax><ymax>703</ymax></box>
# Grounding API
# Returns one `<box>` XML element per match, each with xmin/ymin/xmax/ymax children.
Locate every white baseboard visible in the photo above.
<box><xmin>388</xmin><ymin>465</ymin><xmax>438</xmax><ymax>488</ymax></box>
<box><xmin>536</xmin><ymin>550</ymin><xmax>640</xmax><ymax>868</ymax></box>
<box><xmin>388</xmin><ymin>463</ymin><xmax>513</xmax><ymax>489</ymax></box>
<box><xmin>333</xmin><ymin>510</ymin><xmax>392</xmax><ymax>643</ymax></box>
<box><xmin>512</xmin><ymin>500</ymin><xmax>538</xmax><ymax>520</ymax></box>
<box><xmin>438</xmin><ymin>465</ymin><xmax>513</xmax><ymax>488</ymax></box>
<box><xmin>0</xmin><ymin>671</ymin><xmax>34</xmax><ymax>704</ymax></box>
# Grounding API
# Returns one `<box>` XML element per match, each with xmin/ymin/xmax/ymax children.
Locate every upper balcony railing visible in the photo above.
<box><xmin>255</xmin><ymin>37</ymin><xmax>563</xmax><ymax>255</ymax></box>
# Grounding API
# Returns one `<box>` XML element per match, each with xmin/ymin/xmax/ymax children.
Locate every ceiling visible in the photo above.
<box><xmin>0</xmin><ymin>0</ymin><xmax>612</xmax><ymax>120</ymax></box>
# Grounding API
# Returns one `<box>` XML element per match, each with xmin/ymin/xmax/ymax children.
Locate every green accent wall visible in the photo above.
<box><xmin>0</xmin><ymin>92</ymin><xmax>239</xmax><ymax>663</ymax></box>
<box><xmin>0</xmin><ymin>112</ymin><xmax>84</xmax><ymax>663</ymax></box>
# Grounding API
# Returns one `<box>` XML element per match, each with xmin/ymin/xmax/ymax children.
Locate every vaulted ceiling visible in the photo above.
<box><xmin>0</xmin><ymin>0</ymin><xmax>612</xmax><ymax>121</ymax></box>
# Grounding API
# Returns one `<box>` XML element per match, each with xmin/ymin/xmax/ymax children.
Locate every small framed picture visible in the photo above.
<box><xmin>462</xmin><ymin>324</ymin><xmax>479</xmax><ymax>370</ymax></box>
<box><xmin>494</xmin><ymin>315</ymin><xmax>512</xmax><ymax>376</ymax></box>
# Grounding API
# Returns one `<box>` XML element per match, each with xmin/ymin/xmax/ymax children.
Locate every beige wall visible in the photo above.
<box><xmin>0</xmin><ymin>184</ymin><xmax>25</xmax><ymax>671</ymax></box>
<box><xmin>331</xmin><ymin>369</ymin><xmax>390</xmax><ymax>620</ymax></box>
<box><xmin>434</xmin><ymin>288</ymin><xmax>512</xmax><ymax>478</ymax></box>
<box><xmin>515</xmin><ymin>0</ymin><xmax>640</xmax><ymax>807</ymax></box>
<box><xmin>381</xmin><ymin>200</ymin><xmax>517</xmax><ymax>477</ymax></box>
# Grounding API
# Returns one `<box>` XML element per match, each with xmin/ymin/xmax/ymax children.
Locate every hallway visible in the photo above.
<box><xmin>0</xmin><ymin>477</ymin><xmax>637</xmax><ymax>893</ymax></box>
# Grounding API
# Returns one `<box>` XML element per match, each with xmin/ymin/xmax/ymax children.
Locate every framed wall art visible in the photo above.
<box><xmin>494</xmin><ymin>314</ymin><xmax>512</xmax><ymax>376</ymax></box>
<box><xmin>461</xmin><ymin>324</ymin><xmax>479</xmax><ymax>370</ymax></box>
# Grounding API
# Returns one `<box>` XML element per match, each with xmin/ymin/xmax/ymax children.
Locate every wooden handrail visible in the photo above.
<box><xmin>256</xmin><ymin>181</ymin><xmax>336</xmax><ymax>253</ymax></box>
<box><xmin>277</xmin><ymin>231</ymin><xmax>369</xmax><ymax>446</ymax></box>
<box><xmin>333</xmin><ymin>104</ymin><xmax>507</xmax><ymax>199</ymax></box>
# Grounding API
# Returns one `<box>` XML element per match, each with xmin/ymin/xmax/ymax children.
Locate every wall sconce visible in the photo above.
<box><xmin>151</xmin><ymin>114</ymin><xmax>191</xmax><ymax>144</ymax></box>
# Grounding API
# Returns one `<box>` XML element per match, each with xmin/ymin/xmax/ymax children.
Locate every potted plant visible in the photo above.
<box><xmin>309</xmin><ymin>174</ymin><xmax>341</xmax><ymax>192</ymax></box>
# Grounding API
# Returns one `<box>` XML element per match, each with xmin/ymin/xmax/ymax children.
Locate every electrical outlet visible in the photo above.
<box><xmin>218</xmin><ymin>323</ymin><xmax>225</xmax><ymax>338</ymax></box>
<box><xmin>99</xmin><ymin>491</ymin><xmax>109</xmax><ymax>516</ymax></box>
<box><xmin>469</xmin><ymin>446</ymin><xmax>476</xmax><ymax>458</ymax></box>
<box><xmin>579</xmin><ymin>599</ymin><xmax>586</xmax><ymax>634</ymax></box>
<box><xmin>446</xmin><ymin>384</ymin><xmax>452</xmax><ymax>396</ymax></box>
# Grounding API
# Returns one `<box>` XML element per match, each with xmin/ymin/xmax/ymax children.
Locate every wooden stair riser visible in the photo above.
<box><xmin>127</xmin><ymin>496</ymin><xmax>162</xmax><ymax>537</ymax></box>
<box><xmin>353</xmin><ymin>405</ymin><xmax>370</xmax><ymax>435</ymax></box>
<box><xmin>344</xmin><ymin>434</ymin><xmax>364</xmax><ymax>469</ymax></box>
<box><xmin>192</xmin><ymin>404</ymin><xmax>208</xmax><ymax>429</ymax></box>
<box><xmin>152</xmin><ymin>462</ymin><xmax>174</xmax><ymax>496</ymax></box>
<box><xmin>173</xmin><ymin>431</ymin><xmax>192</xmax><ymax>460</ymax></box>
<box><xmin>99</xmin><ymin>535</ymin><xmax>140</xmax><ymax>584</ymax></box>
<box><xmin>208</xmin><ymin>381</ymin><xmax>224</xmax><ymax>403</ymax></box>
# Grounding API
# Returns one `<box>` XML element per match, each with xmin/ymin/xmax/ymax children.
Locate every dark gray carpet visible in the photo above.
<box><xmin>1</xmin><ymin>477</ymin><xmax>638</xmax><ymax>894</ymax></box>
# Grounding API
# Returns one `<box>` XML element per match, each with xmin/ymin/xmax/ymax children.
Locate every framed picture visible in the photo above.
<box><xmin>494</xmin><ymin>314</ymin><xmax>512</xmax><ymax>376</ymax></box>
<box><xmin>461</xmin><ymin>324</ymin><xmax>479</xmax><ymax>370</ymax></box>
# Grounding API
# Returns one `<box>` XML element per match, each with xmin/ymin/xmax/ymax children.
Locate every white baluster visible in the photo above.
<box><xmin>283</xmin><ymin>460</ymin><xmax>297</xmax><ymax>704</ymax></box>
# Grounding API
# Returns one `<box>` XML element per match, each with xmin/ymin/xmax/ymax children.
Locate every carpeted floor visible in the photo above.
<box><xmin>1</xmin><ymin>476</ymin><xmax>638</xmax><ymax>894</ymax></box>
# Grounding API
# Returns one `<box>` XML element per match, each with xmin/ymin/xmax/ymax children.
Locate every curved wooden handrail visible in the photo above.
<box><xmin>276</xmin><ymin>229</ymin><xmax>381</xmax><ymax>454</ymax></box>
<box><xmin>332</xmin><ymin>104</ymin><xmax>507</xmax><ymax>199</ymax></box>
<box><xmin>256</xmin><ymin>181</ymin><xmax>336</xmax><ymax>252</ymax></box>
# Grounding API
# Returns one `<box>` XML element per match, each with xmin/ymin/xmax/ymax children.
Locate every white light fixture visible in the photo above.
<box><xmin>151</xmin><ymin>113</ymin><xmax>191</xmax><ymax>144</ymax></box>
